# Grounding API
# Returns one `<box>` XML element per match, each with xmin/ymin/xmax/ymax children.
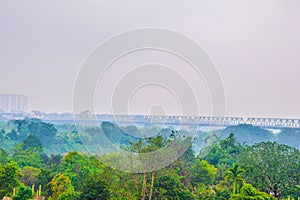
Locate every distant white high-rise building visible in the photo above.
<box><xmin>0</xmin><ymin>94</ymin><xmax>28</xmax><ymax>113</ymax></box>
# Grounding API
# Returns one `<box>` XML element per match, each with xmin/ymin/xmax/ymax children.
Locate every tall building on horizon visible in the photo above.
<box><xmin>0</xmin><ymin>94</ymin><xmax>28</xmax><ymax>113</ymax></box>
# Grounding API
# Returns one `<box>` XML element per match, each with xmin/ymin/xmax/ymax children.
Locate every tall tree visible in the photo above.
<box><xmin>189</xmin><ymin>158</ymin><xmax>217</xmax><ymax>189</ymax></box>
<box><xmin>238</xmin><ymin>142</ymin><xmax>300</xmax><ymax>198</ymax></box>
<box><xmin>19</xmin><ymin>166</ymin><xmax>40</xmax><ymax>187</ymax></box>
<box><xmin>78</xmin><ymin>172</ymin><xmax>110</xmax><ymax>200</ymax></box>
<box><xmin>225</xmin><ymin>164</ymin><xmax>245</xmax><ymax>195</ymax></box>
<box><xmin>203</xmin><ymin>133</ymin><xmax>244</xmax><ymax>166</ymax></box>
<box><xmin>12</xmin><ymin>145</ymin><xmax>43</xmax><ymax>168</ymax></box>
<box><xmin>48</xmin><ymin>173</ymin><xmax>76</xmax><ymax>199</ymax></box>
<box><xmin>13</xmin><ymin>185</ymin><xmax>33</xmax><ymax>200</ymax></box>
<box><xmin>0</xmin><ymin>161</ymin><xmax>20</xmax><ymax>198</ymax></box>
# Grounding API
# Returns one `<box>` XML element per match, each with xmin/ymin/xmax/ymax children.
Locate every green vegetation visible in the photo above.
<box><xmin>0</xmin><ymin>119</ymin><xmax>299</xmax><ymax>199</ymax></box>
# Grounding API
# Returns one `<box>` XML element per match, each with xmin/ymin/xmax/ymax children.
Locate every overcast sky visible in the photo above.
<box><xmin>0</xmin><ymin>0</ymin><xmax>299</xmax><ymax>118</ymax></box>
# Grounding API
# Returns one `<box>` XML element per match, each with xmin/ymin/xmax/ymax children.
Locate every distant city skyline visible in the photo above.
<box><xmin>0</xmin><ymin>1</ymin><xmax>299</xmax><ymax>118</ymax></box>
<box><xmin>0</xmin><ymin>93</ymin><xmax>28</xmax><ymax>113</ymax></box>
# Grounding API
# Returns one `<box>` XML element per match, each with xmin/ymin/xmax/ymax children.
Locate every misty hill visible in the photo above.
<box><xmin>1</xmin><ymin>119</ymin><xmax>300</xmax><ymax>154</ymax></box>
<box><xmin>219</xmin><ymin>124</ymin><xmax>300</xmax><ymax>149</ymax></box>
<box><xmin>274</xmin><ymin>128</ymin><xmax>300</xmax><ymax>149</ymax></box>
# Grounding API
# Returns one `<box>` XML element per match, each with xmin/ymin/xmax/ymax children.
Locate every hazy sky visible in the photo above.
<box><xmin>0</xmin><ymin>0</ymin><xmax>299</xmax><ymax>118</ymax></box>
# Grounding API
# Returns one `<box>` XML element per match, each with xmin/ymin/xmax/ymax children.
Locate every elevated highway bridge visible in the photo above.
<box><xmin>44</xmin><ymin>114</ymin><xmax>300</xmax><ymax>128</ymax></box>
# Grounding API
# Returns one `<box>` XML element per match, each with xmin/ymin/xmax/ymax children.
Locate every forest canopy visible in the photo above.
<box><xmin>0</xmin><ymin>119</ymin><xmax>299</xmax><ymax>199</ymax></box>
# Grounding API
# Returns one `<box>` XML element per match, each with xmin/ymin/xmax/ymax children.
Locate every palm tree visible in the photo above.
<box><xmin>225</xmin><ymin>164</ymin><xmax>245</xmax><ymax>195</ymax></box>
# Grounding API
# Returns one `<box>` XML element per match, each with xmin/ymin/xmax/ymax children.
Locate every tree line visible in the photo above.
<box><xmin>0</xmin><ymin>120</ymin><xmax>299</xmax><ymax>199</ymax></box>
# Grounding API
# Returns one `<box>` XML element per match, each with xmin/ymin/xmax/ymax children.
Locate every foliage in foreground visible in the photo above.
<box><xmin>0</xmin><ymin>121</ymin><xmax>299</xmax><ymax>199</ymax></box>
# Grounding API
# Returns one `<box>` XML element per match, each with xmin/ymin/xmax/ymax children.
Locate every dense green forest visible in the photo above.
<box><xmin>0</xmin><ymin>119</ymin><xmax>300</xmax><ymax>199</ymax></box>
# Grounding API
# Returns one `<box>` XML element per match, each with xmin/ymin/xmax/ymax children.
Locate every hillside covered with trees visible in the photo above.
<box><xmin>0</xmin><ymin>119</ymin><xmax>299</xmax><ymax>199</ymax></box>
